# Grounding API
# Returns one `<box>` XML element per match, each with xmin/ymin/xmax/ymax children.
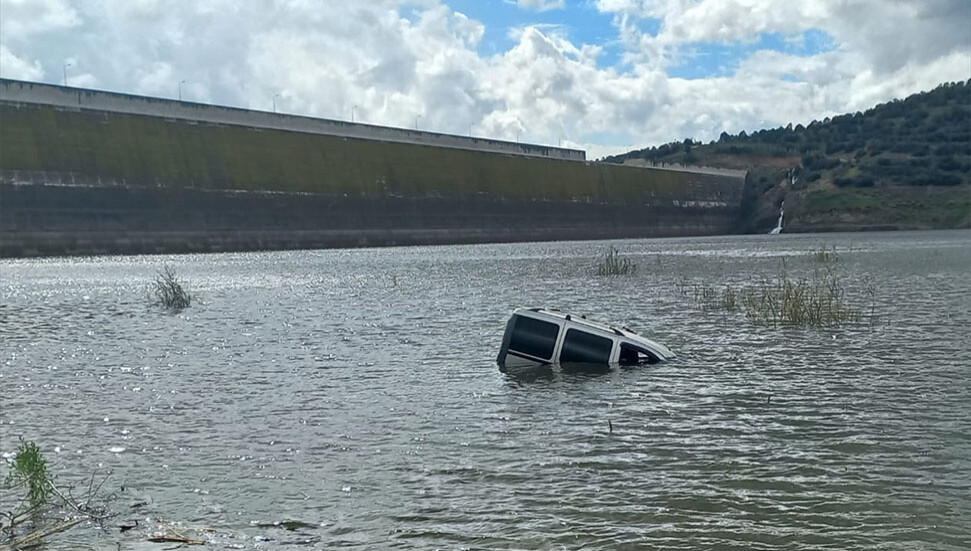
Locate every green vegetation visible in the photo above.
<box><xmin>596</xmin><ymin>246</ymin><xmax>637</xmax><ymax>276</ymax></box>
<box><xmin>0</xmin><ymin>103</ymin><xmax>725</xmax><ymax>205</ymax></box>
<box><xmin>693</xmin><ymin>284</ymin><xmax>743</xmax><ymax>313</ymax></box>
<box><xmin>740</xmin><ymin>268</ymin><xmax>862</xmax><ymax>327</ymax></box>
<box><xmin>811</xmin><ymin>246</ymin><xmax>840</xmax><ymax>264</ymax></box>
<box><xmin>606</xmin><ymin>80</ymin><xmax>970</xmax><ymax>189</ymax></box>
<box><xmin>604</xmin><ymin>80</ymin><xmax>971</xmax><ymax>232</ymax></box>
<box><xmin>2</xmin><ymin>439</ymin><xmax>113</xmax><ymax>549</ymax></box>
<box><xmin>800</xmin><ymin>186</ymin><xmax>971</xmax><ymax>229</ymax></box>
<box><xmin>721</xmin><ymin>284</ymin><xmax>739</xmax><ymax>311</ymax></box>
<box><xmin>153</xmin><ymin>266</ymin><xmax>191</xmax><ymax>310</ymax></box>
<box><xmin>4</xmin><ymin>438</ymin><xmax>51</xmax><ymax>511</ymax></box>
<box><xmin>687</xmin><ymin>251</ymin><xmax>870</xmax><ymax>328</ymax></box>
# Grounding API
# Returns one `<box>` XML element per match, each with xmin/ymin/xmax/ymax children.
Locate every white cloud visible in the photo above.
<box><xmin>0</xmin><ymin>45</ymin><xmax>44</xmax><ymax>80</ymax></box>
<box><xmin>0</xmin><ymin>0</ymin><xmax>967</xmax><ymax>157</ymax></box>
<box><xmin>0</xmin><ymin>0</ymin><xmax>80</xmax><ymax>39</ymax></box>
<box><xmin>517</xmin><ymin>0</ymin><xmax>566</xmax><ymax>12</ymax></box>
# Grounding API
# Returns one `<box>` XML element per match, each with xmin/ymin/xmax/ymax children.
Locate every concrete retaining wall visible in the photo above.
<box><xmin>0</xmin><ymin>94</ymin><xmax>746</xmax><ymax>257</ymax></box>
<box><xmin>0</xmin><ymin>78</ymin><xmax>584</xmax><ymax>161</ymax></box>
<box><xmin>0</xmin><ymin>184</ymin><xmax>740</xmax><ymax>257</ymax></box>
<box><xmin>0</xmin><ymin>102</ymin><xmax>742</xmax><ymax>203</ymax></box>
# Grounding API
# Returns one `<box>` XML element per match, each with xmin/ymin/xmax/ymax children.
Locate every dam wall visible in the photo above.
<box><xmin>0</xmin><ymin>85</ymin><xmax>746</xmax><ymax>257</ymax></box>
<box><xmin>0</xmin><ymin>184</ymin><xmax>738</xmax><ymax>257</ymax></box>
<box><xmin>0</xmin><ymin>78</ymin><xmax>584</xmax><ymax>162</ymax></box>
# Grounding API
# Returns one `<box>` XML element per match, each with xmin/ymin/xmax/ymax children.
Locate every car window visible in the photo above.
<box><xmin>560</xmin><ymin>328</ymin><xmax>613</xmax><ymax>364</ymax></box>
<box><xmin>619</xmin><ymin>343</ymin><xmax>660</xmax><ymax>365</ymax></box>
<box><xmin>508</xmin><ymin>315</ymin><xmax>559</xmax><ymax>360</ymax></box>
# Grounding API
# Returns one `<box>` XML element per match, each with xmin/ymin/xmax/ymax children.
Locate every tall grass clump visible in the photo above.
<box><xmin>811</xmin><ymin>246</ymin><xmax>840</xmax><ymax>264</ymax></box>
<box><xmin>721</xmin><ymin>285</ymin><xmax>739</xmax><ymax>311</ymax></box>
<box><xmin>741</xmin><ymin>266</ymin><xmax>862</xmax><ymax>327</ymax></box>
<box><xmin>693</xmin><ymin>284</ymin><xmax>741</xmax><ymax>312</ymax></box>
<box><xmin>597</xmin><ymin>246</ymin><xmax>637</xmax><ymax>276</ymax></box>
<box><xmin>153</xmin><ymin>265</ymin><xmax>191</xmax><ymax>310</ymax></box>
<box><xmin>683</xmin><ymin>252</ymin><xmax>870</xmax><ymax>328</ymax></box>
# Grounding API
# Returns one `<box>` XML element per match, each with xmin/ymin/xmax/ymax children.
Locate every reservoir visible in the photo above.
<box><xmin>1</xmin><ymin>230</ymin><xmax>969</xmax><ymax>549</ymax></box>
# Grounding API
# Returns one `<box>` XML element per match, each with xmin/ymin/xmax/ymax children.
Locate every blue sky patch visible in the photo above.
<box><xmin>446</xmin><ymin>0</ymin><xmax>624</xmax><ymax>68</ymax></box>
<box><xmin>432</xmin><ymin>2</ymin><xmax>836</xmax><ymax>80</ymax></box>
<box><xmin>668</xmin><ymin>29</ymin><xmax>837</xmax><ymax>79</ymax></box>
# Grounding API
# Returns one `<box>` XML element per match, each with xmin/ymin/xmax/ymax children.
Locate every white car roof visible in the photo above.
<box><xmin>513</xmin><ymin>307</ymin><xmax>673</xmax><ymax>355</ymax></box>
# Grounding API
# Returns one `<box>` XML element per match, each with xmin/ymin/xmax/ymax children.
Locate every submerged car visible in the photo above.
<box><xmin>496</xmin><ymin>308</ymin><xmax>675</xmax><ymax>370</ymax></box>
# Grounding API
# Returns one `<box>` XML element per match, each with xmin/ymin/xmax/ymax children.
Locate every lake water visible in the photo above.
<box><xmin>1</xmin><ymin>231</ymin><xmax>969</xmax><ymax>550</ymax></box>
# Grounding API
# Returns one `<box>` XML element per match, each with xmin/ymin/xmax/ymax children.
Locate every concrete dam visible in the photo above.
<box><xmin>0</xmin><ymin>79</ymin><xmax>746</xmax><ymax>257</ymax></box>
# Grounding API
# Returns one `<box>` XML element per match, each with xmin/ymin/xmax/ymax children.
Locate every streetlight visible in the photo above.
<box><xmin>415</xmin><ymin>114</ymin><xmax>421</xmax><ymax>130</ymax></box>
<box><xmin>351</xmin><ymin>105</ymin><xmax>357</xmax><ymax>123</ymax></box>
<box><xmin>469</xmin><ymin>124</ymin><xmax>473</xmax><ymax>137</ymax></box>
<box><xmin>62</xmin><ymin>63</ymin><xmax>72</xmax><ymax>86</ymax></box>
<box><xmin>273</xmin><ymin>94</ymin><xmax>280</xmax><ymax>113</ymax></box>
<box><xmin>179</xmin><ymin>80</ymin><xmax>186</xmax><ymax>101</ymax></box>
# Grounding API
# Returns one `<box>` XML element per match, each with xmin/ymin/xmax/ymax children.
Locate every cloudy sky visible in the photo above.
<box><xmin>1</xmin><ymin>0</ymin><xmax>969</xmax><ymax>158</ymax></box>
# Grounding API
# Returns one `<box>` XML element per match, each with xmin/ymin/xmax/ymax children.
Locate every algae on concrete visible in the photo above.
<box><xmin>0</xmin><ymin>103</ymin><xmax>740</xmax><ymax>206</ymax></box>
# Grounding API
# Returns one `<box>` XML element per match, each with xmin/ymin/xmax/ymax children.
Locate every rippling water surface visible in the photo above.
<box><xmin>1</xmin><ymin>231</ymin><xmax>969</xmax><ymax>550</ymax></box>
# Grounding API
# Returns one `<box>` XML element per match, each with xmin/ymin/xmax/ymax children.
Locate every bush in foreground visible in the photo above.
<box><xmin>4</xmin><ymin>438</ymin><xmax>51</xmax><ymax>511</ymax></box>
<box><xmin>2</xmin><ymin>439</ymin><xmax>112</xmax><ymax>549</ymax></box>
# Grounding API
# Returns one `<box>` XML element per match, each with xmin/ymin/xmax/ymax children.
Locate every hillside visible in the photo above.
<box><xmin>605</xmin><ymin>80</ymin><xmax>971</xmax><ymax>232</ymax></box>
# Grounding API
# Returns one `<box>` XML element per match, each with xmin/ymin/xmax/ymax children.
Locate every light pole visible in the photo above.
<box><xmin>415</xmin><ymin>114</ymin><xmax>421</xmax><ymax>130</ymax></box>
<box><xmin>179</xmin><ymin>80</ymin><xmax>186</xmax><ymax>101</ymax></box>
<box><xmin>351</xmin><ymin>105</ymin><xmax>357</xmax><ymax>123</ymax></box>
<box><xmin>273</xmin><ymin>94</ymin><xmax>280</xmax><ymax>113</ymax></box>
<box><xmin>63</xmin><ymin>63</ymin><xmax>72</xmax><ymax>86</ymax></box>
<box><xmin>469</xmin><ymin>124</ymin><xmax>473</xmax><ymax>137</ymax></box>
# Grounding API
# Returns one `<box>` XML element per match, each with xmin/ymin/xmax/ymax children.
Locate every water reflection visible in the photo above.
<box><xmin>500</xmin><ymin>364</ymin><xmax>557</xmax><ymax>385</ymax></box>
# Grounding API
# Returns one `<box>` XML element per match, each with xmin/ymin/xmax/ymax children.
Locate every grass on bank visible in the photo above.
<box><xmin>152</xmin><ymin>266</ymin><xmax>191</xmax><ymax>311</ymax></box>
<box><xmin>3</xmin><ymin>438</ymin><xmax>51</xmax><ymax>511</ymax></box>
<box><xmin>1</xmin><ymin>438</ymin><xmax>112</xmax><ymax>550</ymax></box>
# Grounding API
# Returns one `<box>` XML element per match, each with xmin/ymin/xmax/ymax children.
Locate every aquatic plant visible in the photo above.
<box><xmin>692</xmin><ymin>284</ymin><xmax>741</xmax><ymax>312</ymax></box>
<box><xmin>741</xmin><ymin>266</ymin><xmax>862</xmax><ymax>327</ymax></box>
<box><xmin>1</xmin><ymin>438</ymin><xmax>114</xmax><ymax>548</ymax></box>
<box><xmin>721</xmin><ymin>285</ymin><xmax>739</xmax><ymax>311</ymax></box>
<box><xmin>4</xmin><ymin>438</ymin><xmax>51</xmax><ymax>511</ymax></box>
<box><xmin>597</xmin><ymin>246</ymin><xmax>637</xmax><ymax>276</ymax></box>
<box><xmin>676</xmin><ymin>276</ymin><xmax>690</xmax><ymax>296</ymax></box>
<box><xmin>685</xmin><ymin>253</ymin><xmax>868</xmax><ymax>327</ymax></box>
<box><xmin>695</xmin><ymin>284</ymin><xmax>718</xmax><ymax>309</ymax></box>
<box><xmin>811</xmin><ymin>246</ymin><xmax>840</xmax><ymax>264</ymax></box>
<box><xmin>152</xmin><ymin>266</ymin><xmax>192</xmax><ymax>310</ymax></box>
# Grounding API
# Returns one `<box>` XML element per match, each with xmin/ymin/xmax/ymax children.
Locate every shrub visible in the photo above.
<box><xmin>153</xmin><ymin>266</ymin><xmax>192</xmax><ymax>310</ymax></box>
<box><xmin>834</xmin><ymin>176</ymin><xmax>875</xmax><ymax>188</ymax></box>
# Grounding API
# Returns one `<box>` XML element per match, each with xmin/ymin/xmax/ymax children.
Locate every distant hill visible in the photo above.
<box><xmin>605</xmin><ymin>80</ymin><xmax>971</xmax><ymax>233</ymax></box>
